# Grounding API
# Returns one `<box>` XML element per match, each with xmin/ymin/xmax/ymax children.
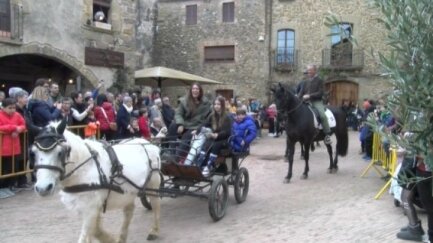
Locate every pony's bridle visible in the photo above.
<box><xmin>32</xmin><ymin>132</ymin><xmax>71</xmax><ymax>180</ymax></box>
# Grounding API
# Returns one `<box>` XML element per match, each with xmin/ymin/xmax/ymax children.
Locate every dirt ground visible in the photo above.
<box><xmin>0</xmin><ymin>131</ymin><xmax>423</xmax><ymax>242</ymax></box>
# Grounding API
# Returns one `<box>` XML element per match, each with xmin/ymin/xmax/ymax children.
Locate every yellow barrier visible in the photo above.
<box><xmin>360</xmin><ymin>132</ymin><xmax>398</xmax><ymax>199</ymax></box>
<box><xmin>0</xmin><ymin>125</ymin><xmax>100</xmax><ymax>180</ymax></box>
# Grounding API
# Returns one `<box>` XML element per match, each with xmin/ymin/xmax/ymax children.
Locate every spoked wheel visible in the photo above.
<box><xmin>208</xmin><ymin>177</ymin><xmax>228</xmax><ymax>221</ymax></box>
<box><xmin>141</xmin><ymin>172</ymin><xmax>164</xmax><ymax>210</ymax></box>
<box><xmin>234</xmin><ymin>167</ymin><xmax>249</xmax><ymax>204</ymax></box>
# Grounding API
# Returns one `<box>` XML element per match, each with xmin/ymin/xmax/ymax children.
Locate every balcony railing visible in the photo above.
<box><xmin>322</xmin><ymin>48</ymin><xmax>364</xmax><ymax>71</ymax></box>
<box><xmin>0</xmin><ymin>3</ymin><xmax>23</xmax><ymax>42</ymax></box>
<box><xmin>273</xmin><ymin>49</ymin><xmax>299</xmax><ymax>72</ymax></box>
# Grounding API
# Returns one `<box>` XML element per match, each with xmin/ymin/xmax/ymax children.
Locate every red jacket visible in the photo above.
<box><xmin>266</xmin><ymin>107</ymin><xmax>277</xmax><ymax>119</ymax></box>
<box><xmin>138</xmin><ymin>116</ymin><xmax>151</xmax><ymax>140</ymax></box>
<box><xmin>0</xmin><ymin>110</ymin><xmax>26</xmax><ymax>156</ymax></box>
<box><xmin>94</xmin><ymin>102</ymin><xmax>116</xmax><ymax>132</ymax></box>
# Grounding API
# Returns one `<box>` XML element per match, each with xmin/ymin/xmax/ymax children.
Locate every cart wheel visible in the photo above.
<box><xmin>234</xmin><ymin>167</ymin><xmax>249</xmax><ymax>204</ymax></box>
<box><xmin>141</xmin><ymin>172</ymin><xmax>164</xmax><ymax>210</ymax></box>
<box><xmin>208</xmin><ymin>177</ymin><xmax>228</xmax><ymax>221</ymax></box>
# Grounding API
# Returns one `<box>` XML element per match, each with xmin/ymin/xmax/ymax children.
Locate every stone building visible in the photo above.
<box><xmin>154</xmin><ymin>0</ymin><xmax>392</xmax><ymax>105</ymax></box>
<box><xmin>0</xmin><ymin>0</ymin><xmax>156</xmax><ymax>94</ymax></box>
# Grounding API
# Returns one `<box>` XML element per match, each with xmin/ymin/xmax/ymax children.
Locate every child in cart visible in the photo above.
<box><xmin>231</xmin><ymin>109</ymin><xmax>257</xmax><ymax>153</ymax></box>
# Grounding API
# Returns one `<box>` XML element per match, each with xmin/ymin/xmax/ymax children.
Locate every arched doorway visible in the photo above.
<box><xmin>0</xmin><ymin>54</ymin><xmax>93</xmax><ymax>95</ymax></box>
<box><xmin>325</xmin><ymin>80</ymin><xmax>358</xmax><ymax>106</ymax></box>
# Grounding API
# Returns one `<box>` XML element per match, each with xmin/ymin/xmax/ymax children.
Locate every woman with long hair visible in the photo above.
<box><xmin>166</xmin><ymin>83</ymin><xmax>211</xmax><ymax>159</ymax></box>
<box><xmin>195</xmin><ymin>96</ymin><xmax>232</xmax><ymax>176</ymax></box>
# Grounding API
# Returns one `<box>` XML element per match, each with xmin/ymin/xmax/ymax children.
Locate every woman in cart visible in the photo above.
<box><xmin>166</xmin><ymin>83</ymin><xmax>211</xmax><ymax>160</ymax></box>
<box><xmin>193</xmin><ymin>96</ymin><xmax>232</xmax><ymax>176</ymax></box>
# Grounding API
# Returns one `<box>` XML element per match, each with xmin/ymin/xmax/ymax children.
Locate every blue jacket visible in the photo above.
<box><xmin>28</xmin><ymin>100</ymin><xmax>62</xmax><ymax>127</ymax></box>
<box><xmin>116</xmin><ymin>105</ymin><xmax>132</xmax><ymax>139</ymax></box>
<box><xmin>231</xmin><ymin>115</ymin><xmax>257</xmax><ymax>152</ymax></box>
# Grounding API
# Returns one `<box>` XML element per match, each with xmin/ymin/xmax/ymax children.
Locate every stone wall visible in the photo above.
<box><xmin>155</xmin><ymin>0</ymin><xmax>393</xmax><ymax>104</ymax></box>
<box><xmin>271</xmin><ymin>0</ymin><xmax>391</xmax><ymax>102</ymax></box>
<box><xmin>0</xmin><ymin>0</ymin><xmax>156</xmax><ymax>91</ymax></box>
<box><xmin>155</xmin><ymin>0</ymin><xmax>268</xmax><ymax>102</ymax></box>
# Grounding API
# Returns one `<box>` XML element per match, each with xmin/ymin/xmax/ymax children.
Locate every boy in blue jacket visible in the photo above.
<box><xmin>231</xmin><ymin>109</ymin><xmax>257</xmax><ymax>152</ymax></box>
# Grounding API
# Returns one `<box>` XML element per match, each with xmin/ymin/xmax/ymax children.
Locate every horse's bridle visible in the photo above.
<box><xmin>32</xmin><ymin>132</ymin><xmax>72</xmax><ymax>180</ymax></box>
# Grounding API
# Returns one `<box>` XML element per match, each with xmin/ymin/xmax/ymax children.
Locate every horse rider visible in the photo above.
<box><xmin>298</xmin><ymin>64</ymin><xmax>332</xmax><ymax>145</ymax></box>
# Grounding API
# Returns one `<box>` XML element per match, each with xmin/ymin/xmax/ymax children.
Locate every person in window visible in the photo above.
<box><xmin>298</xmin><ymin>64</ymin><xmax>332</xmax><ymax>144</ymax></box>
<box><xmin>193</xmin><ymin>96</ymin><xmax>232</xmax><ymax>176</ymax></box>
<box><xmin>166</xmin><ymin>83</ymin><xmax>211</xmax><ymax>160</ymax></box>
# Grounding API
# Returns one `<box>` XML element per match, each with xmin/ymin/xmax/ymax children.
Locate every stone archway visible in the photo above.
<box><xmin>0</xmin><ymin>43</ymin><xmax>99</xmax><ymax>87</ymax></box>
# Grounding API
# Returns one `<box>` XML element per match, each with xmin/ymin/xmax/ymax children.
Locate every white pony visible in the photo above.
<box><xmin>32</xmin><ymin>120</ymin><xmax>161</xmax><ymax>243</ymax></box>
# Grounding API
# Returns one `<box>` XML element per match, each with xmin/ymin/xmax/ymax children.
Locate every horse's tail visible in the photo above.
<box><xmin>335</xmin><ymin>108</ymin><xmax>348</xmax><ymax>156</ymax></box>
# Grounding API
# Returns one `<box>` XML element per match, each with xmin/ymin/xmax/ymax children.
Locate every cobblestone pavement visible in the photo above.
<box><xmin>0</xmin><ymin>131</ymin><xmax>424</xmax><ymax>243</ymax></box>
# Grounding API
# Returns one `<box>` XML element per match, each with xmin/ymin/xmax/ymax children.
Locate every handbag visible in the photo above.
<box><xmin>100</xmin><ymin>107</ymin><xmax>117</xmax><ymax>131</ymax></box>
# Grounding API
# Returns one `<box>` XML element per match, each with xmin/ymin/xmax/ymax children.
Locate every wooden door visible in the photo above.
<box><xmin>325</xmin><ymin>81</ymin><xmax>358</xmax><ymax>107</ymax></box>
<box><xmin>215</xmin><ymin>89</ymin><xmax>233</xmax><ymax>102</ymax></box>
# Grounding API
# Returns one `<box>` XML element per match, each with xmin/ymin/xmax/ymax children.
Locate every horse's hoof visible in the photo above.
<box><xmin>301</xmin><ymin>174</ymin><xmax>308</xmax><ymax>180</ymax></box>
<box><xmin>284</xmin><ymin>177</ymin><xmax>291</xmax><ymax>184</ymax></box>
<box><xmin>332</xmin><ymin>167</ymin><xmax>338</xmax><ymax>173</ymax></box>
<box><xmin>147</xmin><ymin>234</ymin><xmax>158</xmax><ymax>241</ymax></box>
<box><xmin>327</xmin><ymin>168</ymin><xmax>333</xmax><ymax>174</ymax></box>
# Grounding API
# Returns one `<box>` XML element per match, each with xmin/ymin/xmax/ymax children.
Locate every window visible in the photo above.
<box><xmin>276</xmin><ymin>29</ymin><xmax>295</xmax><ymax>65</ymax></box>
<box><xmin>331</xmin><ymin>23</ymin><xmax>352</xmax><ymax>46</ymax></box>
<box><xmin>204</xmin><ymin>45</ymin><xmax>235</xmax><ymax>62</ymax></box>
<box><xmin>0</xmin><ymin>0</ymin><xmax>11</xmax><ymax>37</ymax></box>
<box><xmin>93</xmin><ymin>0</ymin><xmax>111</xmax><ymax>23</ymax></box>
<box><xmin>222</xmin><ymin>2</ymin><xmax>234</xmax><ymax>23</ymax></box>
<box><xmin>330</xmin><ymin>23</ymin><xmax>353</xmax><ymax>66</ymax></box>
<box><xmin>185</xmin><ymin>5</ymin><xmax>197</xmax><ymax>25</ymax></box>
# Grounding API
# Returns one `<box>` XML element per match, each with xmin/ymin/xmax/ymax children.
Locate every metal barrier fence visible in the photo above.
<box><xmin>360</xmin><ymin>132</ymin><xmax>398</xmax><ymax>199</ymax></box>
<box><xmin>0</xmin><ymin>125</ymin><xmax>99</xmax><ymax>180</ymax></box>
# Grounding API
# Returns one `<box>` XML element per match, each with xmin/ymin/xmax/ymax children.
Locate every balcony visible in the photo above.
<box><xmin>322</xmin><ymin>48</ymin><xmax>364</xmax><ymax>71</ymax></box>
<box><xmin>273</xmin><ymin>49</ymin><xmax>299</xmax><ymax>72</ymax></box>
<box><xmin>0</xmin><ymin>3</ymin><xmax>23</xmax><ymax>43</ymax></box>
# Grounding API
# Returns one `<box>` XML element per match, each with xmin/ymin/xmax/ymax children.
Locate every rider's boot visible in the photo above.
<box><xmin>397</xmin><ymin>221</ymin><xmax>425</xmax><ymax>242</ymax></box>
<box><xmin>202</xmin><ymin>153</ymin><xmax>217</xmax><ymax>177</ymax></box>
<box><xmin>195</xmin><ymin>151</ymin><xmax>207</xmax><ymax>167</ymax></box>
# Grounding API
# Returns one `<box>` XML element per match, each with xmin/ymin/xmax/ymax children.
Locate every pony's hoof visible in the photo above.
<box><xmin>301</xmin><ymin>174</ymin><xmax>308</xmax><ymax>180</ymax></box>
<box><xmin>284</xmin><ymin>177</ymin><xmax>291</xmax><ymax>183</ymax></box>
<box><xmin>147</xmin><ymin>234</ymin><xmax>158</xmax><ymax>241</ymax></box>
<box><xmin>327</xmin><ymin>168</ymin><xmax>333</xmax><ymax>174</ymax></box>
<box><xmin>332</xmin><ymin>167</ymin><xmax>339</xmax><ymax>173</ymax></box>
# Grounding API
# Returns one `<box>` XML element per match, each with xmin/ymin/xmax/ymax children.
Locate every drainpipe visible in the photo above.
<box><xmin>265</xmin><ymin>0</ymin><xmax>273</xmax><ymax>104</ymax></box>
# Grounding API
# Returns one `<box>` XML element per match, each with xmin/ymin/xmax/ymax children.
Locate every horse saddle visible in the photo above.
<box><xmin>307</xmin><ymin>106</ymin><xmax>336</xmax><ymax>130</ymax></box>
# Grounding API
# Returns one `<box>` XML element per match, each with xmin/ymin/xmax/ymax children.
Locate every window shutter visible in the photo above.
<box><xmin>93</xmin><ymin>0</ymin><xmax>111</xmax><ymax>7</ymax></box>
<box><xmin>186</xmin><ymin>5</ymin><xmax>197</xmax><ymax>25</ymax></box>
<box><xmin>205</xmin><ymin>46</ymin><xmax>235</xmax><ymax>62</ymax></box>
<box><xmin>0</xmin><ymin>0</ymin><xmax>11</xmax><ymax>32</ymax></box>
<box><xmin>222</xmin><ymin>2</ymin><xmax>234</xmax><ymax>23</ymax></box>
